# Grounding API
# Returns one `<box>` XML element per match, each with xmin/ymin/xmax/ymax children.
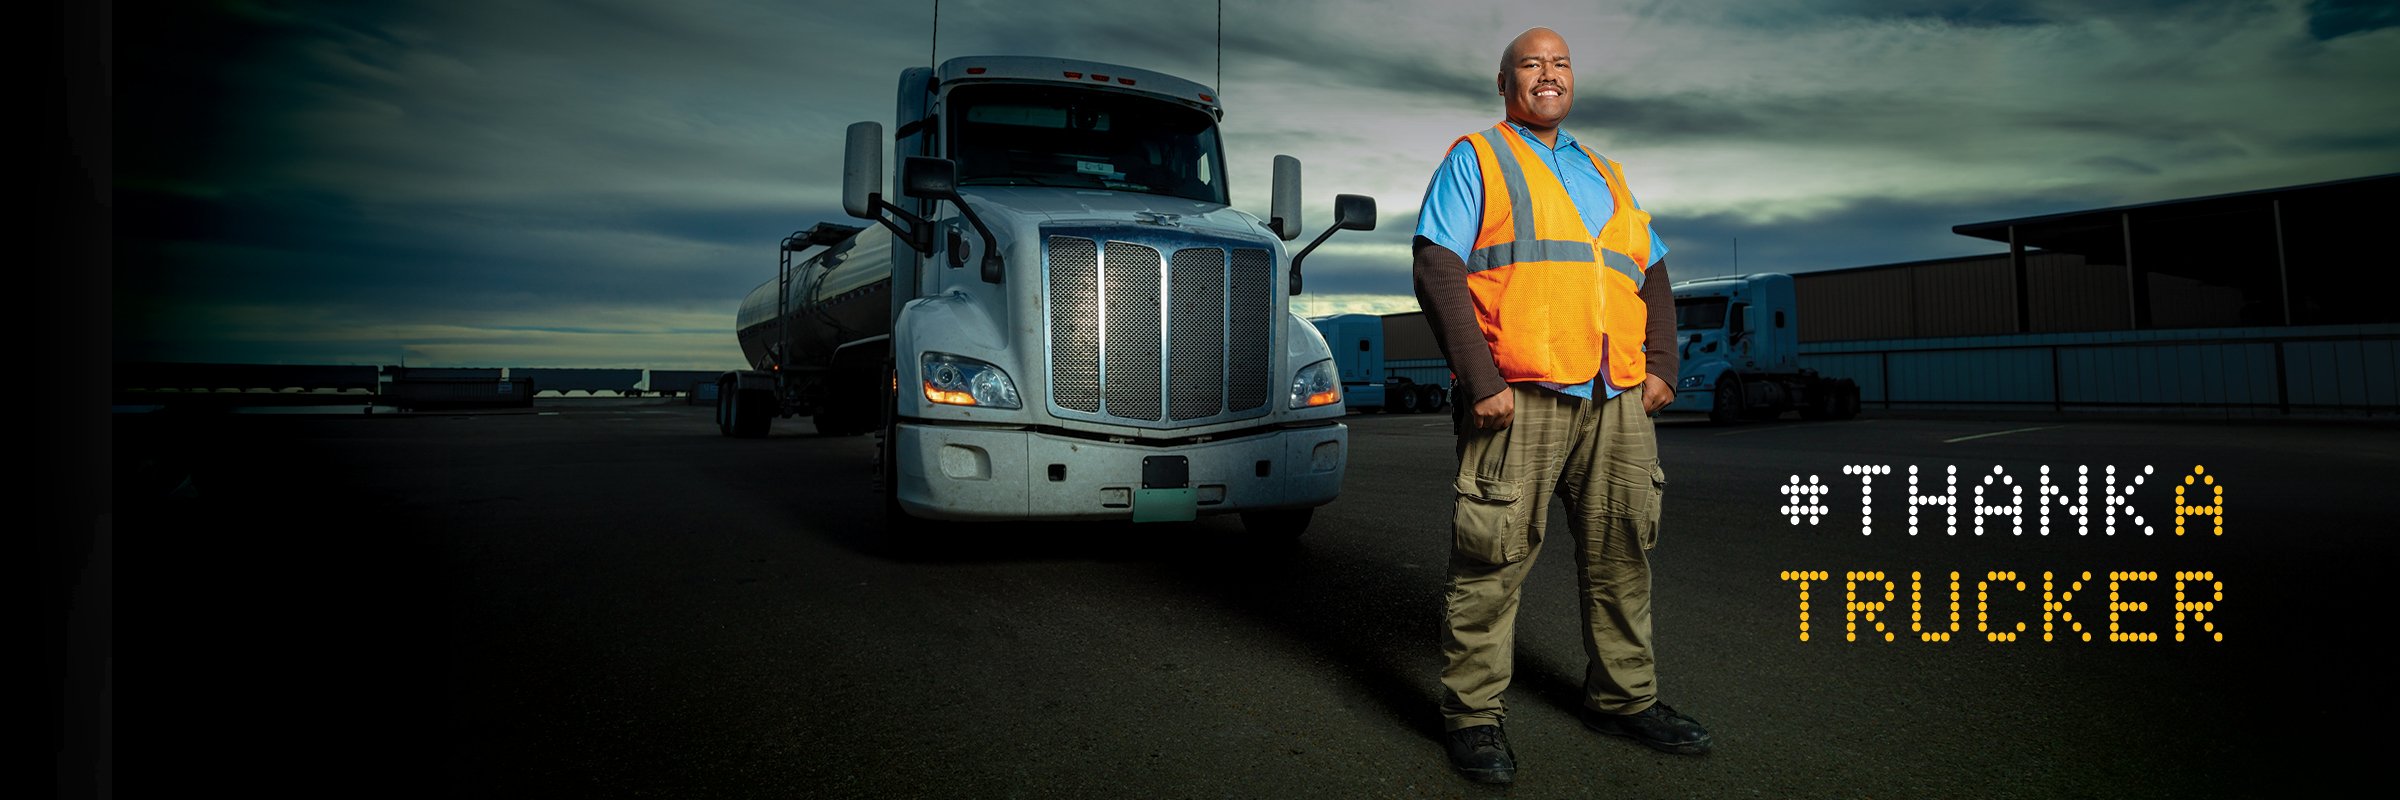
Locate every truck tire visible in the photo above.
<box><xmin>715</xmin><ymin>378</ymin><xmax>735</xmax><ymax>436</ymax></box>
<box><xmin>1397</xmin><ymin>385</ymin><xmax>1422</xmax><ymax>413</ymax></box>
<box><xmin>730</xmin><ymin>387</ymin><xmax>773</xmax><ymax>438</ymax></box>
<box><xmin>1241</xmin><ymin>508</ymin><xmax>1313</xmax><ymax>541</ymax></box>
<box><xmin>1422</xmin><ymin>385</ymin><xmax>1447</xmax><ymax>413</ymax></box>
<box><xmin>1801</xmin><ymin>382</ymin><xmax>1835</xmax><ymax>420</ymax></box>
<box><xmin>1835</xmin><ymin>381</ymin><xmax>1862</xmax><ymax>420</ymax></box>
<box><xmin>874</xmin><ymin>368</ymin><xmax>925</xmax><ymax>557</ymax></box>
<box><xmin>1709</xmin><ymin>375</ymin><xmax>1742</xmax><ymax>424</ymax></box>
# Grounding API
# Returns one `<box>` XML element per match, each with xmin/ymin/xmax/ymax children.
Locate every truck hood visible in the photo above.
<box><xmin>961</xmin><ymin>186</ymin><xmax>1278</xmax><ymax>243</ymax></box>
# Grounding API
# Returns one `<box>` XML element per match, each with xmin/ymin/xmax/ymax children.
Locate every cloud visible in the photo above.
<box><xmin>113</xmin><ymin>0</ymin><xmax>2400</xmax><ymax>369</ymax></box>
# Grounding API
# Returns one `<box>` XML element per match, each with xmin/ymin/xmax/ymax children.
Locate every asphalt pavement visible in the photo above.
<box><xmin>115</xmin><ymin>400</ymin><xmax>2397</xmax><ymax>798</ymax></box>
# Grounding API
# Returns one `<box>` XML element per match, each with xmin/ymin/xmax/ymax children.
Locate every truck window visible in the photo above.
<box><xmin>946</xmin><ymin>84</ymin><xmax>1228</xmax><ymax>205</ymax></box>
<box><xmin>1675</xmin><ymin>297</ymin><xmax>1728</xmax><ymax>331</ymax></box>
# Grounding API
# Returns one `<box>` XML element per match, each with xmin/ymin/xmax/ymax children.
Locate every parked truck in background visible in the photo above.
<box><xmin>1308</xmin><ymin>313</ymin><xmax>1448</xmax><ymax>414</ymax></box>
<box><xmin>1663</xmin><ymin>272</ymin><xmax>1861</xmax><ymax>423</ymax></box>
<box><xmin>722</xmin><ymin>56</ymin><xmax>1376</xmax><ymax>539</ymax></box>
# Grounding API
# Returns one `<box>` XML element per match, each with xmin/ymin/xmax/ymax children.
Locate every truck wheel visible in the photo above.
<box><xmin>730</xmin><ymin>388</ymin><xmax>773</xmax><ymax>438</ymax></box>
<box><xmin>1801</xmin><ymin>383</ymin><xmax>1834</xmax><ymax>420</ymax></box>
<box><xmin>715</xmin><ymin>378</ymin><xmax>735</xmax><ymax>436</ymax></box>
<box><xmin>1835</xmin><ymin>382</ymin><xmax>1862</xmax><ymax>420</ymax></box>
<box><xmin>874</xmin><ymin>371</ymin><xmax>925</xmax><ymax>557</ymax></box>
<box><xmin>1709</xmin><ymin>376</ymin><xmax>1742</xmax><ymax>424</ymax></box>
<box><xmin>1398</xmin><ymin>385</ymin><xmax>1422</xmax><ymax>413</ymax></box>
<box><xmin>1241</xmin><ymin>508</ymin><xmax>1313</xmax><ymax>541</ymax></box>
<box><xmin>1422</xmin><ymin>385</ymin><xmax>1447</xmax><ymax>413</ymax></box>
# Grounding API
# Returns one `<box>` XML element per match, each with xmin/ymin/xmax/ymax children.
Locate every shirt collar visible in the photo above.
<box><xmin>1504</xmin><ymin>120</ymin><xmax>1580</xmax><ymax>152</ymax></box>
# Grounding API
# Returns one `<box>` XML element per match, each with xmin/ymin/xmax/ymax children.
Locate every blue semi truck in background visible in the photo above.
<box><xmin>1309</xmin><ymin>313</ymin><xmax>1450</xmax><ymax>414</ymax></box>
<box><xmin>1664</xmin><ymin>272</ymin><xmax>1861</xmax><ymax>423</ymax></box>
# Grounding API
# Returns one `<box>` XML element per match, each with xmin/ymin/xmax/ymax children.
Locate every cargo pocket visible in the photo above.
<box><xmin>1636</xmin><ymin>464</ymin><xmax>1666</xmax><ymax>550</ymax></box>
<box><xmin>1453</xmin><ymin>475</ymin><xmax>1529</xmax><ymax>565</ymax></box>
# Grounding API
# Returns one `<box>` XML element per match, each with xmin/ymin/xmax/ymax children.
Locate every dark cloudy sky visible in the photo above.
<box><xmin>116</xmin><ymin>0</ymin><xmax>2400</xmax><ymax>369</ymax></box>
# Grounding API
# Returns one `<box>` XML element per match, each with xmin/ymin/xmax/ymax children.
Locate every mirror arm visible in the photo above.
<box><xmin>946</xmin><ymin>196</ymin><xmax>1004</xmax><ymax>283</ymax></box>
<box><xmin>868</xmin><ymin>193</ymin><xmax>935</xmax><ymax>255</ymax></box>
<box><xmin>1289</xmin><ymin>224</ymin><xmax>1344</xmax><ymax>295</ymax></box>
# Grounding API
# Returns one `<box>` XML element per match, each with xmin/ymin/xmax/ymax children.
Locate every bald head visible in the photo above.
<box><xmin>1500</xmin><ymin>27</ymin><xmax>1567</xmax><ymax>73</ymax></box>
<box><xmin>1498</xmin><ymin>27</ymin><xmax>1574</xmax><ymax>144</ymax></box>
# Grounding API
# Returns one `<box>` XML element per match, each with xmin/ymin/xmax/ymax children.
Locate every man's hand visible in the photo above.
<box><xmin>1472</xmin><ymin>387</ymin><xmax>1515</xmax><ymax>430</ymax></box>
<box><xmin>1642</xmin><ymin>373</ymin><xmax>1675</xmax><ymax>414</ymax></box>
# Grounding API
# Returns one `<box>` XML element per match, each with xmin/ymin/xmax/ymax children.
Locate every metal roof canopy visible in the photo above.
<box><xmin>1948</xmin><ymin>173</ymin><xmax>2398</xmax><ymax>330</ymax></box>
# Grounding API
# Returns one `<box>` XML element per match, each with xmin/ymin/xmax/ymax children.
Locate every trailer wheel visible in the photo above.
<box><xmin>1709</xmin><ymin>375</ymin><xmax>1742</xmax><ymax>424</ymax></box>
<box><xmin>1241</xmin><ymin>508</ymin><xmax>1313</xmax><ymax>541</ymax></box>
<box><xmin>730</xmin><ymin>387</ymin><xmax>773</xmax><ymax>438</ymax></box>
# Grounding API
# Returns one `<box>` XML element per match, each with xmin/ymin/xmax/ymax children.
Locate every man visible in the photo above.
<box><xmin>1411</xmin><ymin>26</ymin><xmax>1710</xmax><ymax>785</ymax></box>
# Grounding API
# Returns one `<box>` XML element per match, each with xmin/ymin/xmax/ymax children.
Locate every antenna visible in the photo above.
<box><xmin>1731</xmin><ymin>236</ymin><xmax>1739</xmax><ymax>278</ymax></box>
<box><xmin>1216</xmin><ymin>0</ymin><xmax>1223</xmax><ymax>94</ymax></box>
<box><xmin>930</xmin><ymin>0</ymin><xmax>940</xmax><ymax>70</ymax></box>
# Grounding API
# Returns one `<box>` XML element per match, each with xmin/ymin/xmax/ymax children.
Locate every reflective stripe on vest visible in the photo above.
<box><xmin>1454</xmin><ymin>122</ymin><xmax>1657</xmax><ymax>389</ymax></box>
<box><xmin>1464</xmin><ymin>127</ymin><xmax>1647</xmax><ymax>288</ymax></box>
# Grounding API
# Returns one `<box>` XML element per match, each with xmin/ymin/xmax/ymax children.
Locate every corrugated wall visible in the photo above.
<box><xmin>1800</xmin><ymin>252</ymin><xmax>2138</xmax><ymax>341</ymax></box>
<box><xmin>1796</xmin><ymin>256</ymin><xmax>2015</xmax><ymax>341</ymax></box>
<box><xmin>1799</xmin><ymin>324</ymin><xmax>2400</xmax><ymax>414</ymax></box>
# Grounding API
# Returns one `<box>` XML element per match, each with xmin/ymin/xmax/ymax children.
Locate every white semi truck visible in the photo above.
<box><xmin>721</xmin><ymin>56</ymin><xmax>1374</xmax><ymax>538</ymax></box>
<box><xmin>1662</xmin><ymin>272</ymin><xmax>1862</xmax><ymax>423</ymax></box>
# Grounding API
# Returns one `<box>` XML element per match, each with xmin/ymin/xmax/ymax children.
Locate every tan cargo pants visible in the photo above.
<box><xmin>1440</xmin><ymin>382</ymin><xmax>1667</xmax><ymax>730</ymax></box>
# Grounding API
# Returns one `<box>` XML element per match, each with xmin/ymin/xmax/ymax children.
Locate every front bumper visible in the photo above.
<box><xmin>1666</xmin><ymin>387</ymin><xmax>1717</xmax><ymax>413</ymax></box>
<box><xmin>892</xmin><ymin>422</ymin><xmax>1348</xmax><ymax>521</ymax></box>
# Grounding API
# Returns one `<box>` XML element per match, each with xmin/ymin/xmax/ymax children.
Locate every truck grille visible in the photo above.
<box><xmin>1045</xmin><ymin>232</ymin><xmax>1277</xmax><ymax>427</ymax></box>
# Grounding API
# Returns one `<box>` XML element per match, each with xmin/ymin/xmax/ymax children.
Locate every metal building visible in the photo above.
<box><xmin>1795</xmin><ymin>173</ymin><xmax>2398</xmax><ymax>414</ymax></box>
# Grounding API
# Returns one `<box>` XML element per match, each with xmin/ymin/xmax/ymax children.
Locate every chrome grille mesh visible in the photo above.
<box><xmin>1168</xmin><ymin>248</ymin><xmax>1227</xmax><ymax>421</ymax></box>
<box><xmin>1046</xmin><ymin>237</ymin><xmax>1102</xmax><ymax>412</ymax></box>
<box><xmin>1046</xmin><ymin>233</ymin><xmax>1277</xmax><ymax>427</ymax></box>
<box><xmin>1229</xmin><ymin>248</ymin><xmax>1273</xmax><ymax>412</ymax></box>
<box><xmin>1101</xmin><ymin>241</ymin><xmax>1163</xmax><ymax>421</ymax></box>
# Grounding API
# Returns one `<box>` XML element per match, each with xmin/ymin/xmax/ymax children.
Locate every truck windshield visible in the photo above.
<box><xmin>946</xmin><ymin>84</ymin><xmax>1227</xmax><ymax>204</ymax></box>
<box><xmin>1675</xmin><ymin>297</ymin><xmax>1728</xmax><ymax>331</ymax></box>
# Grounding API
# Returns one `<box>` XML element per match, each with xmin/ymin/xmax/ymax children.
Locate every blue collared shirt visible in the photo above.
<box><xmin>1414</xmin><ymin>121</ymin><xmax>1668</xmax><ymax>400</ymax></box>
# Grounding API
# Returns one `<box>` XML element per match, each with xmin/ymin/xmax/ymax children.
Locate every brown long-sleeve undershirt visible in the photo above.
<box><xmin>1411</xmin><ymin>236</ymin><xmax>1680</xmax><ymax>406</ymax></box>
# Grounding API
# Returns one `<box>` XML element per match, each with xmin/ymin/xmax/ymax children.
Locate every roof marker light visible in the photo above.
<box><xmin>1063</xmin><ymin>71</ymin><xmax>1083</xmax><ymax>79</ymax></box>
<box><xmin>1199</xmin><ymin>93</ymin><xmax>1215</xmax><ymax>102</ymax></box>
<box><xmin>1117</xmin><ymin>77</ymin><xmax>1135</xmax><ymax>85</ymax></box>
<box><xmin>1091</xmin><ymin>74</ymin><xmax>1109</xmax><ymax>82</ymax></box>
<box><xmin>965</xmin><ymin>67</ymin><xmax>986</xmax><ymax>74</ymax></box>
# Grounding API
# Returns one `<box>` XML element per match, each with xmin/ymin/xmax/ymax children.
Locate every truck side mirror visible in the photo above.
<box><xmin>902</xmin><ymin>156</ymin><xmax>1004</xmax><ymax>284</ymax></box>
<box><xmin>842</xmin><ymin>121</ymin><xmax>883</xmax><ymax>220</ymax></box>
<box><xmin>1331</xmin><ymin>193</ymin><xmax>1376</xmax><ymax>232</ymax></box>
<box><xmin>1269</xmin><ymin>155</ymin><xmax>1301</xmax><ymax>241</ymax></box>
<box><xmin>901</xmin><ymin>156</ymin><xmax>959</xmax><ymax>200</ymax></box>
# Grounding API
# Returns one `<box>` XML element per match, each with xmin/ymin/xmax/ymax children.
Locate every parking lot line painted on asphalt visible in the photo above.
<box><xmin>1942</xmin><ymin>425</ymin><xmax>2063</xmax><ymax>443</ymax></box>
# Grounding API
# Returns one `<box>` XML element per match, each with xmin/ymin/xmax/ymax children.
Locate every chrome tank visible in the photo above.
<box><xmin>733</xmin><ymin>224</ymin><xmax>897</xmax><ymax>370</ymax></box>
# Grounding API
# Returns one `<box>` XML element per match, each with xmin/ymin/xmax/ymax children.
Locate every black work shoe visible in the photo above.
<box><xmin>1583</xmin><ymin>702</ymin><xmax>1713</xmax><ymax>755</ymax></box>
<box><xmin>1444</xmin><ymin>724</ymin><xmax>1517</xmax><ymax>784</ymax></box>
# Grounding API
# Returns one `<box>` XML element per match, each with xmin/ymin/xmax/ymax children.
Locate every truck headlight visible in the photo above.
<box><xmin>1289</xmin><ymin>358</ymin><xmax>1340</xmax><ymax>409</ymax></box>
<box><xmin>1678</xmin><ymin>374</ymin><xmax>1706</xmax><ymax>390</ymax></box>
<box><xmin>922</xmin><ymin>352</ymin><xmax>1021</xmax><ymax>409</ymax></box>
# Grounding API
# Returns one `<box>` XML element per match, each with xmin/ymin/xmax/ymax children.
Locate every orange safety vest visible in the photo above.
<box><xmin>1455</xmin><ymin>122</ymin><xmax>1655</xmax><ymax>390</ymax></box>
